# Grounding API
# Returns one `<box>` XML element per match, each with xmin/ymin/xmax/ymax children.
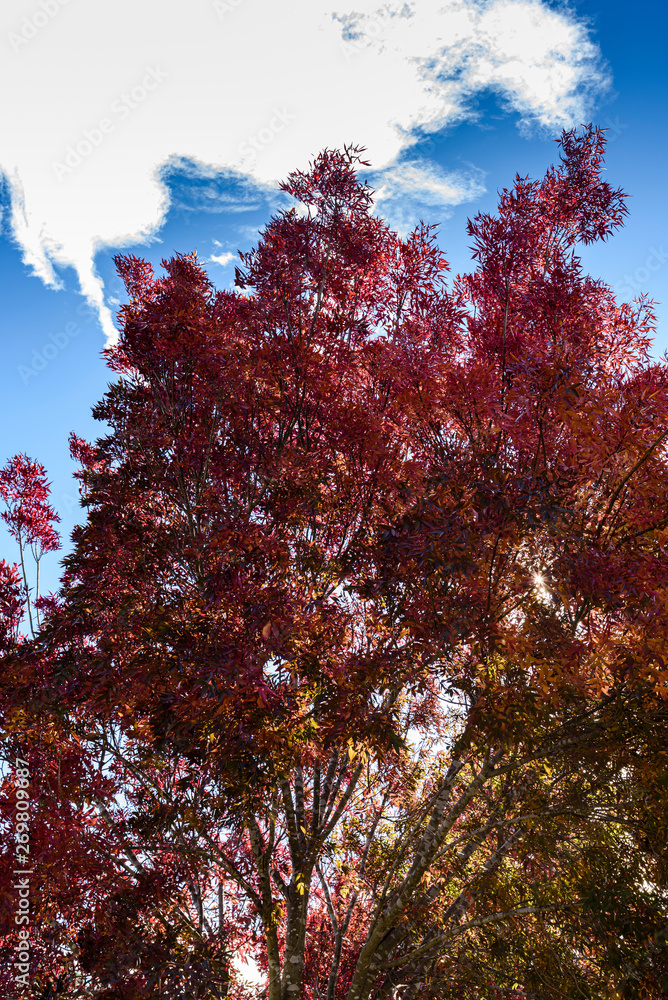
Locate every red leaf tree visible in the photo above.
<box><xmin>1</xmin><ymin>128</ymin><xmax>668</xmax><ymax>999</ymax></box>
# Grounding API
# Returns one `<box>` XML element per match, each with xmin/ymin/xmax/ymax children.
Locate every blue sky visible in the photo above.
<box><xmin>1</xmin><ymin>0</ymin><xmax>666</xmax><ymax>604</ymax></box>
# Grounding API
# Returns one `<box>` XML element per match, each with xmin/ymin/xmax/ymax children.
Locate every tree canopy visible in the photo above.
<box><xmin>1</xmin><ymin>125</ymin><xmax>668</xmax><ymax>1000</ymax></box>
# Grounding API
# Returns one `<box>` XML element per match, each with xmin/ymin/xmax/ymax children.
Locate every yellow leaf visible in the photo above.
<box><xmin>294</xmin><ymin>873</ymin><xmax>307</xmax><ymax>895</ymax></box>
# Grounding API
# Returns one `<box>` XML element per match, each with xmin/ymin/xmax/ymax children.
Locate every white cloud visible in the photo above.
<box><xmin>369</xmin><ymin>159</ymin><xmax>487</xmax><ymax>235</ymax></box>
<box><xmin>0</xmin><ymin>0</ymin><xmax>609</xmax><ymax>344</ymax></box>
<box><xmin>209</xmin><ymin>251</ymin><xmax>236</xmax><ymax>267</ymax></box>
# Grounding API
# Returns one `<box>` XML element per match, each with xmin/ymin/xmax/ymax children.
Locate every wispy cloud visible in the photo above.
<box><xmin>160</xmin><ymin>157</ymin><xmax>270</xmax><ymax>214</ymax></box>
<box><xmin>369</xmin><ymin>159</ymin><xmax>487</xmax><ymax>235</ymax></box>
<box><xmin>0</xmin><ymin>0</ymin><xmax>609</xmax><ymax>344</ymax></box>
<box><xmin>209</xmin><ymin>250</ymin><xmax>236</xmax><ymax>267</ymax></box>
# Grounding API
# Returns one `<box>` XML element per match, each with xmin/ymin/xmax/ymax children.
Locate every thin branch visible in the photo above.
<box><xmin>596</xmin><ymin>426</ymin><xmax>668</xmax><ymax>539</ymax></box>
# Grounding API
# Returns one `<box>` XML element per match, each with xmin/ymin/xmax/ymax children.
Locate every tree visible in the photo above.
<box><xmin>0</xmin><ymin>463</ymin><xmax>232</xmax><ymax>996</ymax></box>
<box><xmin>1</xmin><ymin>126</ymin><xmax>668</xmax><ymax>999</ymax></box>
